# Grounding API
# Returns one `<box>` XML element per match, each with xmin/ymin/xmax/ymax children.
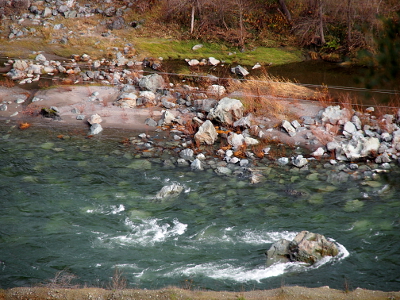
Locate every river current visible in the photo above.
<box><xmin>0</xmin><ymin>124</ymin><xmax>399</xmax><ymax>292</ymax></box>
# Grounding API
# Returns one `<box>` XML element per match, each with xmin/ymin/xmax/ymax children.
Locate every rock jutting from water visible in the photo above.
<box><xmin>265</xmin><ymin>231</ymin><xmax>339</xmax><ymax>266</ymax></box>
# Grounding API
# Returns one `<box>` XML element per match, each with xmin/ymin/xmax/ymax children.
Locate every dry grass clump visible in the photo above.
<box><xmin>0</xmin><ymin>77</ymin><xmax>15</xmax><ymax>88</ymax></box>
<box><xmin>230</xmin><ymin>74</ymin><xmax>319</xmax><ymax>100</ymax></box>
<box><xmin>228</xmin><ymin>74</ymin><xmax>321</xmax><ymax>121</ymax></box>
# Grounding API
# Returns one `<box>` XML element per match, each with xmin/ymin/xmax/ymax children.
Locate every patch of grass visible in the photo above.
<box><xmin>132</xmin><ymin>38</ymin><xmax>302</xmax><ymax>65</ymax></box>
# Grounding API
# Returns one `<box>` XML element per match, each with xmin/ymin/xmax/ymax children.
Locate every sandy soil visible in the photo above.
<box><xmin>0</xmin><ymin>85</ymin><xmax>164</xmax><ymax>132</ymax></box>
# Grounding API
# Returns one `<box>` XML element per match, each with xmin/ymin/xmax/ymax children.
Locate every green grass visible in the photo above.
<box><xmin>133</xmin><ymin>38</ymin><xmax>303</xmax><ymax>66</ymax></box>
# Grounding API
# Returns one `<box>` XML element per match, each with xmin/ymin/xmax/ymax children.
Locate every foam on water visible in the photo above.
<box><xmin>194</xmin><ymin>225</ymin><xmax>297</xmax><ymax>245</ymax></box>
<box><xmin>86</xmin><ymin>204</ymin><xmax>125</xmax><ymax>215</ymax></box>
<box><xmin>167</xmin><ymin>261</ymin><xmax>298</xmax><ymax>282</ymax></box>
<box><xmin>165</xmin><ymin>231</ymin><xmax>350</xmax><ymax>283</ymax></box>
<box><xmin>94</xmin><ymin>218</ymin><xmax>188</xmax><ymax>247</ymax></box>
<box><xmin>168</xmin><ymin>240</ymin><xmax>349</xmax><ymax>283</ymax></box>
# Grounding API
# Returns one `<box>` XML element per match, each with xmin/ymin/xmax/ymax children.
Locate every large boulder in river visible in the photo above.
<box><xmin>208</xmin><ymin>97</ymin><xmax>244</xmax><ymax>125</ymax></box>
<box><xmin>265</xmin><ymin>231</ymin><xmax>339</xmax><ymax>267</ymax></box>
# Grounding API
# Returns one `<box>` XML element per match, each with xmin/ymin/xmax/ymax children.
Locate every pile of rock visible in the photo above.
<box><xmin>5</xmin><ymin>52</ymin><xmax>148</xmax><ymax>85</ymax></box>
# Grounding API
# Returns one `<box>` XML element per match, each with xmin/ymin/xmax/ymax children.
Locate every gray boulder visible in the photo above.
<box><xmin>208</xmin><ymin>97</ymin><xmax>244</xmax><ymax>125</ymax></box>
<box><xmin>265</xmin><ymin>231</ymin><xmax>339</xmax><ymax>267</ymax></box>
<box><xmin>144</xmin><ymin>118</ymin><xmax>157</xmax><ymax>127</ymax></box>
<box><xmin>193</xmin><ymin>99</ymin><xmax>217</xmax><ymax>112</ymax></box>
<box><xmin>108</xmin><ymin>16</ymin><xmax>125</xmax><ymax>30</ymax></box>
<box><xmin>138</xmin><ymin>74</ymin><xmax>165</xmax><ymax>92</ymax></box>
<box><xmin>194</xmin><ymin>120</ymin><xmax>218</xmax><ymax>145</ymax></box>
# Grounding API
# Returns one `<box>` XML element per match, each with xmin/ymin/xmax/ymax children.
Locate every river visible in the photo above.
<box><xmin>1</xmin><ymin>124</ymin><xmax>399</xmax><ymax>292</ymax></box>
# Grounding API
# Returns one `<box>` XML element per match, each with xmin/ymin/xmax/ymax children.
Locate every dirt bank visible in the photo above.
<box><xmin>1</xmin><ymin>286</ymin><xmax>399</xmax><ymax>300</ymax></box>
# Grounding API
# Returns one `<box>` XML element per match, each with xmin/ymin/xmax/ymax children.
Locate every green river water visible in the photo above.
<box><xmin>0</xmin><ymin>124</ymin><xmax>399</xmax><ymax>292</ymax></box>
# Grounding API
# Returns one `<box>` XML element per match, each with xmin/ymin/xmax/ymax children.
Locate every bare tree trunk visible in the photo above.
<box><xmin>318</xmin><ymin>0</ymin><xmax>325</xmax><ymax>45</ymax></box>
<box><xmin>278</xmin><ymin>0</ymin><xmax>292</xmax><ymax>24</ymax></box>
<box><xmin>190</xmin><ymin>3</ymin><xmax>195</xmax><ymax>34</ymax></box>
<box><xmin>347</xmin><ymin>0</ymin><xmax>352</xmax><ymax>48</ymax></box>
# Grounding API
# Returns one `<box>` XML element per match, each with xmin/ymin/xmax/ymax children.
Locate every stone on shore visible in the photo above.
<box><xmin>115</xmin><ymin>92</ymin><xmax>138</xmax><ymax>108</ymax></box>
<box><xmin>139</xmin><ymin>74</ymin><xmax>165</xmax><ymax>92</ymax></box>
<box><xmin>89</xmin><ymin>123</ymin><xmax>103</xmax><ymax>135</ymax></box>
<box><xmin>159</xmin><ymin>110</ymin><xmax>175</xmax><ymax>125</ymax></box>
<box><xmin>194</xmin><ymin>120</ymin><xmax>218</xmax><ymax>145</ymax></box>
<box><xmin>191</xmin><ymin>158</ymin><xmax>203</xmax><ymax>170</ymax></box>
<box><xmin>208</xmin><ymin>97</ymin><xmax>244</xmax><ymax>125</ymax></box>
<box><xmin>87</xmin><ymin>114</ymin><xmax>102</xmax><ymax>125</ymax></box>
<box><xmin>282</xmin><ymin>120</ymin><xmax>296</xmax><ymax>137</ymax></box>
<box><xmin>231</xmin><ymin>65</ymin><xmax>249</xmax><ymax>76</ymax></box>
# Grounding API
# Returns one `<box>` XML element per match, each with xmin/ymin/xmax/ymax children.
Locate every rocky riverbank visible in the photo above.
<box><xmin>1</xmin><ymin>52</ymin><xmax>400</xmax><ymax>190</ymax></box>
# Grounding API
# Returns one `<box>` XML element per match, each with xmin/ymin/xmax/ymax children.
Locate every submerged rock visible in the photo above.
<box><xmin>265</xmin><ymin>231</ymin><xmax>339</xmax><ymax>266</ymax></box>
<box><xmin>155</xmin><ymin>183</ymin><xmax>184</xmax><ymax>200</ymax></box>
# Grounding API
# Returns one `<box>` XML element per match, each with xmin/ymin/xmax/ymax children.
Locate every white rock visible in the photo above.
<box><xmin>282</xmin><ymin>120</ymin><xmax>296</xmax><ymax>137</ymax></box>
<box><xmin>228</xmin><ymin>132</ymin><xmax>245</xmax><ymax>150</ymax></box>
<box><xmin>229</xmin><ymin>157</ymin><xmax>240</xmax><ymax>164</ymax></box>
<box><xmin>196</xmin><ymin>153</ymin><xmax>206</xmax><ymax>160</ymax></box>
<box><xmin>35</xmin><ymin>54</ymin><xmax>46</xmax><ymax>62</ymax></box>
<box><xmin>194</xmin><ymin>120</ymin><xmax>218</xmax><ymax>145</ymax></box>
<box><xmin>139</xmin><ymin>91</ymin><xmax>156</xmax><ymax>101</ymax></box>
<box><xmin>277</xmin><ymin>157</ymin><xmax>289</xmax><ymax>165</ymax></box>
<box><xmin>89</xmin><ymin>123</ymin><xmax>103</xmax><ymax>135</ymax></box>
<box><xmin>187</xmin><ymin>59</ymin><xmax>200</xmax><ymax>66</ymax></box>
<box><xmin>208</xmin><ymin>57</ymin><xmax>220</xmax><ymax>66</ymax></box>
<box><xmin>291</xmin><ymin>120</ymin><xmax>301</xmax><ymax>129</ymax></box>
<box><xmin>159</xmin><ymin>110</ymin><xmax>176</xmax><ymax>125</ymax></box>
<box><xmin>312</xmin><ymin>147</ymin><xmax>325</xmax><ymax>157</ymax></box>
<box><xmin>192</xmin><ymin>44</ymin><xmax>203</xmax><ymax>50</ymax></box>
<box><xmin>155</xmin><ymin>183</ymin><xmax>184</xmax><ymax>200</ymax></box>
<box><xmin>244</xmin><ymin>136</ymin><xmax>259</xmax><ymax>146</ymax></box>
<box><xmin>88</xmin><ymin>114</ymin><xmax>102</xmax><ymax>124</ymax></box>
<box><xmin>225</xmin><ymin>149</ymin><xmax>233</xmax><ymax>157</ymax></box>
<box><xmin>208</xmin><ymin>97</ymin><xmax>244</xmax><ymax>125</ymax></box>
<box><xmin>191</xmin><ymin>158</ymin><xmax>203</xmax><ymax>170</ymax></box>
<box><xmin>344</xmin><ymin>121</ymin><xmax>356</xmax><ymax>134</ymax></box>
<box><xmin>180</xmin><ymin>148</ymin><xmax>194</xmax><ymax>159</ymax></box>
<box><xmin>207</xmin><ymin>84</ymin><xmax>226</xmax><ymax>96</ymax></box>
<box><xmin>292</xmin><ymin>155</ymin><xmax>308</xmax><ymax>168</ymax></box>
